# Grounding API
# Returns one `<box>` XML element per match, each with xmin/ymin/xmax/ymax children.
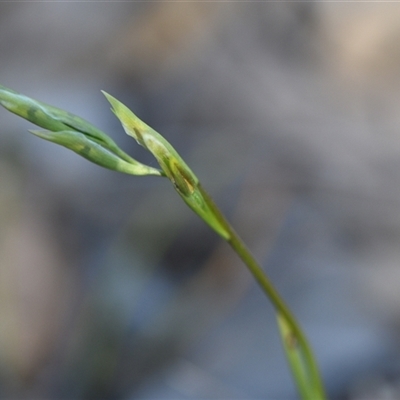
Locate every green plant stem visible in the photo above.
<box><xmin>0</xmin><ymin>83</ymin><xmax>325</xmax><ymax>398</ymax></box>
<box><xmin>198</xmin><ymin>184</ymin><xmax>326</xmax><ymax>400</ymax></box>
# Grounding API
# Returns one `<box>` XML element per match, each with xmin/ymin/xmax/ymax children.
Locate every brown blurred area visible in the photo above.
<box><xmin>2</xmin><ymin>3</ymin><xmax>400</xmax><ymax>399</ymax></box>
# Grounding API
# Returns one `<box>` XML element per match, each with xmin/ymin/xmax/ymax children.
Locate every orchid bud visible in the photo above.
<box><xmin>0</xmin><ymin>85</ymin><xmax>162</xmax><ymax>176</ymax></box>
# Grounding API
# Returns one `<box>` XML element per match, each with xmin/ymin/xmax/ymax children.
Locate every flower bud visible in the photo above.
<box><xmin>0</xmin><ymin>85</ymin><xmax>162</xmax><ymax>176</ymax></box>
<box><xmin>29</xmin><ymin>129</ymin><xmax>160</xmax><ymax>176</ymax></box>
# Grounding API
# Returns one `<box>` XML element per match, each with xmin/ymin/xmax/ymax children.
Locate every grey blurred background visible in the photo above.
<box><xmin>1</xmin><ymin>2</ymin><xmax>400</xmax><ymax>399</ymax></box>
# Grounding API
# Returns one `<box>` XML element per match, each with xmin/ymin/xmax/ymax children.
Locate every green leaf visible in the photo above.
<box><xmin>277</xmin><ymin>313</ymin><xmax>320</xmax><ymax>400</ymax></box>
<box><xmin>103</xmin><ymin>91</ymin><xmax>230</xmax><ymax>239</ymax></box>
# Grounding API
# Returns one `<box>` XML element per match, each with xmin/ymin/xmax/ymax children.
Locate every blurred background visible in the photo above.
<box><xmin>1</xmin><ymin>2</ymin><xmax>400</xmax><ymax>399</ymax></box>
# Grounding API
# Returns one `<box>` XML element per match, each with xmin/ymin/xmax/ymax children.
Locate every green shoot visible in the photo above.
<box><xmin>0</xmin><ymin>84</ymin><xmax>326</xmax><ymax>400</ymax></box>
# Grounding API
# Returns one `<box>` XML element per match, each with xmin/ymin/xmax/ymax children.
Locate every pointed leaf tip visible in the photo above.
<box><xmin>102</xmin><ymin>90</ymin><xmax>149</xmax><ymax>146</ymax></box>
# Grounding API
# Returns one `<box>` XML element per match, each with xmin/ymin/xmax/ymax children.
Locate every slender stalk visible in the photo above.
<box><xmin>198</xmin><ymin>185</ymin><xmax>326</xmax><ymax>400</ymax></box>
<box><xmin>0</xmin><ymin>85</ymin><xmax>326</xmax><ymax>398</ymax></box>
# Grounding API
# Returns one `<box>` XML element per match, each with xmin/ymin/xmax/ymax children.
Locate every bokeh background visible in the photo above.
<box><xmin>1</xmin><ymin>2</ymin><xmax>400</xmax><ymax>399</ymax></box>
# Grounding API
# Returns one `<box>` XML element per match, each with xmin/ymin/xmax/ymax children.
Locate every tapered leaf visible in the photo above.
<box><xmin>103</xmin><ymin>91</ymin><xmax>230</xmax><ymax>239</ymax></box>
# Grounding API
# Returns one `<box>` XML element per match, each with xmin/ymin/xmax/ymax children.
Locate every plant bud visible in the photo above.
<box><xmin>0</xmin><ymin>85</ymin><xmax>162</xmax><ymax>176</ymax></box>
<box><xmin>104</xmin><ymin>91</ymin><xmax>230</xmax><ymax>239</ymax></box>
